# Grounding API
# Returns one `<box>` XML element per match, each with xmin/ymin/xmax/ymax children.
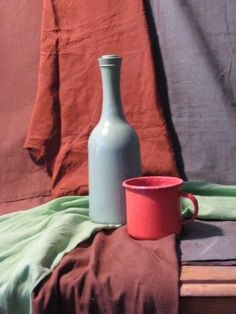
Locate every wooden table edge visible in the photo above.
<box><xmin>180</xmin><ymin>265</ymin><xmax>236</xmax><ymax>297</ymax></box>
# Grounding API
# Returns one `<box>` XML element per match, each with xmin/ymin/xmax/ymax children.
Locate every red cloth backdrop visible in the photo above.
<box><xmin>0</xmin><ymin>0</ymin><xmax>51</xmax><ymax>214</ymax></box>
<box><xmin>24</xmin><ymin>0</ymin><xmax>179</xmax><ymax>198</ymax></box>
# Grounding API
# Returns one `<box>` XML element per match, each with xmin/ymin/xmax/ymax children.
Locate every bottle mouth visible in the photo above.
<box><xmin>101</xmin><ymin>55</ymin><xmax>121</xmax><ymax>59</ymax></box>
<box><xmin>99</xmin><ymin>54</ymin><xmax>122</xmax><ymax>67</ymax></box>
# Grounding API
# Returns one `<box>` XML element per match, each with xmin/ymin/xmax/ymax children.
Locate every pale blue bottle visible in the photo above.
<box><xmin>88</xmin><ymin>55</ymin><xmax>141</xmax><ymax>224</ymax></box>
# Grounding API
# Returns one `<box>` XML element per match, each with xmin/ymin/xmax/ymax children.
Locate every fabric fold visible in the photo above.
<box><xmin>182</xmin><ymin>182</ymin><xmax>236</xmax><ymax>220</ymax></box>
<box><xmin>148</xmin><ymin>0</ymin><xmax>236</xmax><ymax>184</ymax></box>
<box><xmin>1</xmin><ymin>182</ymin><xmax>236</xmax><ymax>313</ymax></box>
<box><xmin>24</xmin><ymin>0</ymin><xmax>179</xmax><ymax>198</ymax></box>
<box><xmin>0</xmin><ymin>196</ymin><xmax>117</xmax><ymax>314</ymax></box>
<box><xmin>32</xmin><ymin>227</ymin><xmax>179</xmax><ymax>314</ymax></box>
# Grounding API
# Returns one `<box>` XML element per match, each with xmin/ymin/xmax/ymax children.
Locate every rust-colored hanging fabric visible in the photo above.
<box><xmin>24</xmin><ymin>0</ymin><xmax>179</xmax><ymax>197</ymax></box>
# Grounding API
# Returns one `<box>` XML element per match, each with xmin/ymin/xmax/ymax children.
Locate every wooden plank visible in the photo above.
<box><xmin>180</xmin><ymin>283</ymin><xmax>236</xmax><ymax>297</ymax></box>
<box><xmin>180</xmin><ymin>266</ymin><xmax>236</xmax><ymax>297</ymax></box>
<box><xmin>181</xmin><ymin>266</ymin><xmax>236</xmax><ymax>282</ymax></box>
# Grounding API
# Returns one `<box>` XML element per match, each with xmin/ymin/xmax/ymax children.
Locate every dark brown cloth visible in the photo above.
<box><xmin>33</xmin><ymin>227</ymin><xmax>179</xmax><ymax>314</ymax></box>
<box><xmin>24</xmin><ymin>0</ymin><xmax>179</xmax><ymax>198</ymax></box>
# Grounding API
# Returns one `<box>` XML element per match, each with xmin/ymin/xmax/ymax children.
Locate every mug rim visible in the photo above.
<box><xmin>123</xmin><ymin>176</ymin><xmax>183</xmax><ymax>190</ymax></box>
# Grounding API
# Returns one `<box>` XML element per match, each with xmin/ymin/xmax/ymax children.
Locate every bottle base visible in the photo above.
<box><xmin>89</xmin><ymin>214</ymin><xmax>125</xmax><ymax>225</ymax></box>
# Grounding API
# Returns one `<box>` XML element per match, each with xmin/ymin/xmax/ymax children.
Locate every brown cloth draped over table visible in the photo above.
<box><xmin>33</xmin><ymin>227</ymin><xmax>179</xmax><ymax>314</ymax></box>
<box><xmin>24</xmin><ymin>0</ymin><xmax>179</xmax><ymax>197</ymax></box>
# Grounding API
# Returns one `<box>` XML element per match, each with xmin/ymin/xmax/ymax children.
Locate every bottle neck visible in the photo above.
<box><xmin>99</xmin><ymin>60</ymin><xmax>124</xmax><ymax>120</ymax></box>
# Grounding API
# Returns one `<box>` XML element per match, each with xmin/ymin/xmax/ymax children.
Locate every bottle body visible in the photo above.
<box><xmin>88</xmin><ymin>55</ymin><xmax>141</xmax><ymax>224</ymax></box>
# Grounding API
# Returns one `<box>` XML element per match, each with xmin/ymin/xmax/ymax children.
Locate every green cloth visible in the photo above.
<box><xmin>0</xmin><ymin>196</ymin><xmax>118</xmax><ymax>314</ymax></box>
<box><xmin>1</xmin><ymin>182</ymin><xmax>236</xmax><ymax>314</ymax></box>
<box><xmin>182</xmin><ymin>182</ymin><xmax>236</xmax><ymax>220</ymax></box>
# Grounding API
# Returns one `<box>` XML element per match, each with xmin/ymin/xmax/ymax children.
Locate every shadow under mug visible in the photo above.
<box><xmin>123</xmin><ymin>176</ymin><xmax>199</xmax><ymax>240</ymax></box>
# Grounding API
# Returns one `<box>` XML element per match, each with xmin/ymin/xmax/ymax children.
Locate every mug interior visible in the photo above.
<box><xmin>123</xmin><ymin>176</ymin><xmax>183</xmax><ymax>190</ymax></box>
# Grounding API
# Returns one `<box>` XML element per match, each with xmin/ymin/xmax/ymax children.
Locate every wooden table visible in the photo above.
<box><xmin>179</xmin><ymin>266</ymin><xmax>236</xmax><ymax>314</ymax></box>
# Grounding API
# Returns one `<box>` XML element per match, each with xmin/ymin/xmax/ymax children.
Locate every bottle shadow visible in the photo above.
<box><xmin>144</xmin><ymin>0</ymin><xmax>187</xmax><ymax>179</ymax></box>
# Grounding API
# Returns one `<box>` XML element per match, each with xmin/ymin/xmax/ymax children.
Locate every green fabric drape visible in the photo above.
<box><xmin>0</xmin><ymin>196</ymin><xmax>118</xmax><ymax>314</ymax></box>
<box><xmin>0</xmin><ymin>182</ymin><xmax>236</xmax><ymax>314</ymax></box>
<box><xmin>182</xmin><ymin>182</ymin><xmax>236</xmax><ymax>220</ymax></box>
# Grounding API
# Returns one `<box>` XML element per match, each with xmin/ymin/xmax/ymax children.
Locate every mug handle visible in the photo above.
<box><xmin>180</xmin><ymin>192</ymin><xmax>199</xmax><ymax>225</ymax></box>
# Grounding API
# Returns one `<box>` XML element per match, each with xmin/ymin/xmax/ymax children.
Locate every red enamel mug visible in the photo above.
<box><xmin>123</xmin><ymin>176</ymin><xmax>198</xmax><ymax>240</ymax></box>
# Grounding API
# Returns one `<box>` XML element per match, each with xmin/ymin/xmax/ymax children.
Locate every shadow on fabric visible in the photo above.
<box><xmin>144</xmin><ymin>0</ymin><xmax>187</xmax><ymax>180</ymax></box>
